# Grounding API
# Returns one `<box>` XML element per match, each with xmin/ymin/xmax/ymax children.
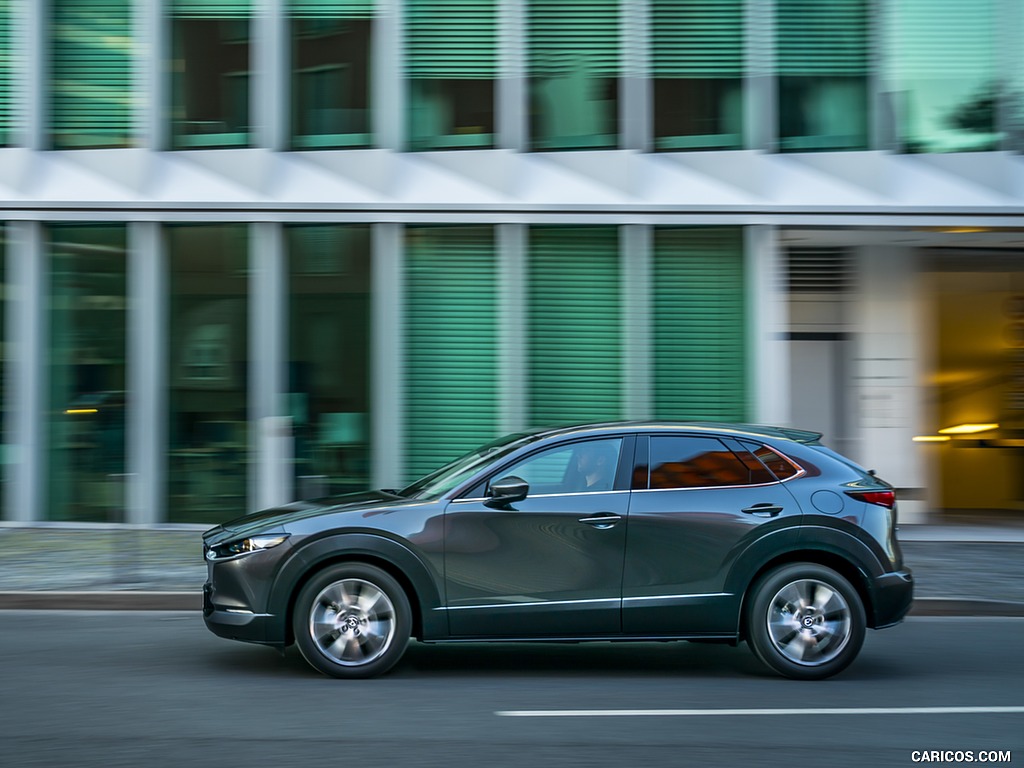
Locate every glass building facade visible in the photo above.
<box><xmin>2</xmin><ymin>1</ymin><xmax>1024</xmax><ymax>525</ymax></box>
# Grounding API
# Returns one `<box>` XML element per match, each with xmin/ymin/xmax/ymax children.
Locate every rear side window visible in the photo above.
<box><xmin>648</xmin><ymin>436</ymin><xmax>753</xmax><ymax>489</ymax></box>
<box><xmin>742</xmin><ymin>441</ymin><xmax>802</xmax><ymax>481</ymax></box>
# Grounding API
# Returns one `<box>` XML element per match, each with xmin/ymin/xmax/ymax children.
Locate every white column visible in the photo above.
<box><xmin>4</xmin><ymin>223</ymin><xmax>46</xmax><ymax>522</ymax></box>
<box><xmin>254</xmin><ymin>0</ymin><xmax>289</xmax><ymax>151</ymax></box>
<box><xmin>746</xmin><ymin>225</ymin><xmax>789</xmax><ymax>425</ymax></box>
<box><xmin>497</xmin><ymin>0</ymin><xmax>527</xmax><ymax>150</ymax></box>
<box><xmin>744</xmin><ymin>0</ymin><xmax>776</xmax><ymax>151</ymax></box>
<box><xmin>852</xmin><ymin>245</ymin><xmax>927</xmax><ymax>522</ymax></box>
<box><xmin>371</xmin><ymin>224</ymin><xmax>404</xmax><ymax>487</ymax></box>
<box><xmin>498</xmin><ymin>224</ymin><xmax>527</xmax><ymax>433</ymax></box>
<box><xmin>136</xmin><ymin>0</ymin><xmax>168</xmax><ymax>149</ymax></box>
<box><xmin>250</xmin><ymin>223</ymin><xmax>291</xmax><ymax>511</ymax></box>
<box><xmin>620</xmin><ymin>0</ymin><xmax>651</xmax><ymax>151</ymax></box>
<box><xmin>373</xmin><ymin>0</ymin><xmax>405</xmax><ymax>150</ymax></box>
<box><xmin>15</xmin><ymin>0</ymin><xmax>47</xmax><ymax>149</ymax></box>
<box><xmin>622</xmin><ymin>224</ymin><xmax>652</xmax><ymax>418</ymax></box>
<box><xmin>127</xmin><ymin>223</ymin><xmax>167</xmax><ymax>525</ymax></box>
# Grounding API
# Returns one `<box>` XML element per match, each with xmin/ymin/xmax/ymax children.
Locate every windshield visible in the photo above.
<box><xmin>399</xmin><ymin>431</ymin><xmax>539</xmax><ymax>500</ymax></box>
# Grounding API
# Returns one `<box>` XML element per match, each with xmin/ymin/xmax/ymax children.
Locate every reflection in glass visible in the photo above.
<box><xmin>405</xmin><ymin>226</ymin><xmax>498</xmax><ymax>481</ymax></box>
<box><xmin>888</xmin><ymin>0</ymin><xmax>1000</xmax><ymax>152</ymax></box>
<box><xmin>171</xmin><ymin>1</ymin><xmax>251</xmax><ymax>149</ymax></box>
<box><xmin>287</xmin><ymin>225</ymin><xmax>370</xmax><ymax>498</ymax></box>
<box><xmin>50</xmin><ymin>0</ymin><xmax>134</xmax><ymax>149</ymax></box>
<box><xmin>529</xmin><ymin>0</ymin><xmax>619</xmax><ymax>150</ymax></box>
<box><xmin>778</xmin><ymin>0</ymin><xmax>868</xmax><ymax>151</ymax></box>
<box><xmin>652</xmin><ymin>0</ymin><xmax>744</xmax><ymax>151</ymax></box>
<box><xmin>46</xmin><ymin>225</ymin><xmax>128</xmax><ymax>522</ymax></box>
<box><xmin>168</xmin><ymin>225</ymin><xmax>248</xmax><ymax>524</ymax></box>
<box><xmin>291</xmin><ymin>1</ymin><xmax>372</xmax><ymax>149</ymax></box>
<box><xmin>649</xmin><ymin>436</ymin><xmax>749</xmax><ymax>489</ymax></box>
<box><xmin>407</xmin><ymin>0</ymin><xmax>496</xmax><ymax>150</ymax></box>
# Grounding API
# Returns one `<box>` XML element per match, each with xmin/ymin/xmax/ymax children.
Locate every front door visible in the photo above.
<box><xmin>443</xmin><ymin>436</ymin><xmax>631</xmax><ymax>637</ymax></box>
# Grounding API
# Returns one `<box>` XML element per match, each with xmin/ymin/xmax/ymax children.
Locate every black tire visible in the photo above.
<box><xmin>293</xmin><ymin>563</ymin><xmax>411</xmax><ymax>679</ymax></box>
<box><xmin>746</xmin><ymin>563</ymin><xmax>866</xmax><ymax>680</ymax></box>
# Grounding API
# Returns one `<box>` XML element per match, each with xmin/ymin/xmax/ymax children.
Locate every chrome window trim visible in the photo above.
<box><xmin>450</xmin><ymin>489</ymin><xmax>631</xmax><ymax>505</ymax></box>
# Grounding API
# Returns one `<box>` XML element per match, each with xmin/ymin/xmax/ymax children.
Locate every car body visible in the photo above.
<box><xmin>202</xmin><ymin>422</ymin><xmax>913</xmax><ymax>680</ymax></box>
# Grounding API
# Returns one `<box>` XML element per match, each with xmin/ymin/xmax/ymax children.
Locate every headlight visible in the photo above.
<box><xmin>206</xmin><ymin>534</ymin><xmax>290</xmax><ymax>562</ymax></box>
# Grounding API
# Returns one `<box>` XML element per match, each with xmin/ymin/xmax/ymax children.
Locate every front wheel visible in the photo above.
<box><xmin>293</xmin><ymin>563</ymin><xmax>411</xmax><ymax>679</ymax></box>
<box><xmin>746</xmin><ymin>563</ymin><xmax>865</xmax><ymax>680</ymax></box>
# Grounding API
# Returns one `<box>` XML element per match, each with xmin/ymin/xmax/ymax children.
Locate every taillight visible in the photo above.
<box><xmin>845</xmin><ymin>490</ymin><xmax>896</xmax><ymax>509</ymax></box>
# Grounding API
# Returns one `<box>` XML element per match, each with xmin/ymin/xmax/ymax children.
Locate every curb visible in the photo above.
<box><xmin>1</xmin><ymin>592</ymin><xmax>1023</xmax><ymax>617</ymax></box>
<box><xmin>908</xmin><ymin>598</ymin><xmax>1024</xmax><ymax>617</ymax></box>
<box><xmin>0</xmin><ymin>591</ymin><xmax>200</xmax><ymax>611</ymax></box>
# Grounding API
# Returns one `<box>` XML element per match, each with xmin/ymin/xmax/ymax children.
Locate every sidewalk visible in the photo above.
<box><xmin>1</xmin><ymin>521</ymin><xmax>1023</xmax><ymax>614</ymax></box>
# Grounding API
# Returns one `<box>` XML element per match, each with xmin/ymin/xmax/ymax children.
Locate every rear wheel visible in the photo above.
<box><xmin>746</xmin><ymin>563</ymin><xmax>865</xmax><ymax>680</ymax></box>
<box><xmin>293</xmin><ymin>563</ymin><xmax>411</xmax><ymax>679</ymax></box>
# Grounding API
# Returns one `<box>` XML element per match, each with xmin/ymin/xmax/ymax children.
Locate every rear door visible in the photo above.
<box><xmin>622</xmin><ymin>434</ymin><xmax>802</xmax><ymax>635</ymax></box>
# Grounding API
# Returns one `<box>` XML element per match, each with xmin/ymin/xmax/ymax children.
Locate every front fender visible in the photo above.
<box><xmin>268</xmin><ymin>532</ymin><xmax>447</xmax><ymax>641</ymax></box>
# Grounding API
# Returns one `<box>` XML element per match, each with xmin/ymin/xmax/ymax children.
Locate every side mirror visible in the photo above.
<box><xmin>485</xmin><ymin>475</ymin><xmax>529</xmax><ymax>508</ymax></box>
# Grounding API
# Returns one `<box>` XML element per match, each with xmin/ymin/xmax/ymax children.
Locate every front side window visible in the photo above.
<box><xmin>171</xmin><ymin>0</ymin><xmax>251</xmax><ymax>148</ymax></box>
<box><xmin>407</xmin><ymin>0</ymin><xmax>496</xmax><ymax>150</ymax></box>
<box><xmin>648</xmin><ymin>436</ymin><xmax>752</xmax><ymax>490</ymax></box>
<box><xmin>290</xmin><ymin>0</ymin><xmax>372</xmax><ymax>148</ymax></box>
<box><xmin>50</xmin><ymin>0</ymin><xmax>134</xmax><ymax>149</ymax></box>
<box><xmin>498</xmin><ymin>438</ymin><xmax>624</xmax><ymax>495</ymax></box>
<box><xmin>529</xmin><ymin>0</ymin><xmax>619</xmax><ymax>150</ymax></box>
<box><xmin>777</xmin><ymin>0</ymin><xmax>869</xmax><ymax>151</ymax></box>
<box><xmin>652</xmin><ymin>0</ymin><xmax>744</xmax><ymax>151</ymax></box>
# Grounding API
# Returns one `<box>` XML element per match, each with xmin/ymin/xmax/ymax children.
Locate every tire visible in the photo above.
<box><xmin>746</xmin><ymin>563</ymin><xmax>866</xmax><ymax>681</ymax></box>
<box><xmin>293</xmin><ymin>563</ymin><xmax>411</xmax><ymax>679</ymax></box>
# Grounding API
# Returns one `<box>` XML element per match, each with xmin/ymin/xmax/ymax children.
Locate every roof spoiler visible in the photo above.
<box><xmin>773</xmin><ymin>427</ymin><xmax>824</xmax><ymax>444</ymax></box>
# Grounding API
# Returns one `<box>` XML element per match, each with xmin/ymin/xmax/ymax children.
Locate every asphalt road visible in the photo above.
<box><xmin>1</xmin><ymin>612</ymin><xmax>1021</xmax><ymax>768</ymax></box>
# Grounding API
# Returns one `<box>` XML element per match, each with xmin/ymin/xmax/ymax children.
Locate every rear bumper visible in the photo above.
<box><xmin>870</xmin><ymin>569</ymin><xmax>914</xmax><ymax>628</ymax></box>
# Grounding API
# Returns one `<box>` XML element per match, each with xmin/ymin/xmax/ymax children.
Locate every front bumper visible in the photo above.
<box><xmin>203</xmin><ymin>582</ymin><xmax>282</xmax><ymax>646</ymax></box>
<box><xmin>870</xmin><ymin>568</ymin><xmax>914</xmax><ymax>628</ymax></box>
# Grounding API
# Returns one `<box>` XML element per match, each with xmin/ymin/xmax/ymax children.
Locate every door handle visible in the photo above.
<box><xmin>741</xmin><ymin>503</ymin><xmax>783</xmax><ymax>518</ymax></box>
<box><xmin>578</xmin><ymin>513</ymin><xmax>622</xmax><ymax>529</ymax></box>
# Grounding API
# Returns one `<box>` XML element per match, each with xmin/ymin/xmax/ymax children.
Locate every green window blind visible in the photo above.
<box><xmin>889</xmin><ymin>0</ymin><xmax>995</xmax><ymax>79</ymax></box>
<box><xmin>529</xmin><ymin>0</ymin><xmax>619</xmax><ymax>77</ymax></box>
<box><xmin>290</xmin><ymin>0</ymin><xmax>373</xmax><ymax>17</ymax></box>
<box><xmin>778</xmin><ymin>0</ymin><xmax>868</xmax><ymax>76</ymax></box>
<box><xmin>407</xmin><ymin>0</ymin><xmax>497</xmax><ymax>79</ymax></box>
<box><xmin>0</xmin><ymin>0</ymin><xmax>10</xmax><ymax>144</ymax></box>
<box><xmin>653</xmin><ymin>228</ymin><xmax>746</xmax><ymax>421</ymax></box>
<box><xmin>51</xmin><ymin>0</ymin><xmax>133</xmax><ymax>149</ymax></box>
<box><xmin>405</xmin><ymin>227</ymin><xmax>499</xmax><ymax>481</ymax></box>
<box><xmin>528</xmin><ymin>227</ymin><xmax>621</xmax><ymax>427</ymax></box>
<box><xmin>173</xmin><ymin>0</ymin><xmax>251</xmax><ymax>17</ymax></box>
<box><xmin>652</xmin><ymin>0</ymin><xmax>744</xmax><ymax>78</ymax></box>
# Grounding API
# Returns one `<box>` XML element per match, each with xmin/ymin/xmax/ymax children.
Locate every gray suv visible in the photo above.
<box><xmin>203</xmin><ymin>422</ymin><xmax>913</xmax><ymax>680</ymax></box>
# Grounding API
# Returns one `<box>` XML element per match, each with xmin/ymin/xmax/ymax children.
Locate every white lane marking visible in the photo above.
<box><xmin>496</xmin><ymin>706</ymin><xmax>1024</xmax><ymax>718</ymax></box>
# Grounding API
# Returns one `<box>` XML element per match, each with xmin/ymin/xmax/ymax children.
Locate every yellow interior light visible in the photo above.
<box><xmin>64</xmin><ymin>408</ymin><xmax>99</xmax><ymax>415</ymax></box>
<box><xmin>912</xmin><ymin>435</ymin><xmax>951</xmax><ymax>443</ymax></box>
<box><xmin>937</xmin><ymin>423</ymin><xmax>999</xmax><ymax>435</ymax></box>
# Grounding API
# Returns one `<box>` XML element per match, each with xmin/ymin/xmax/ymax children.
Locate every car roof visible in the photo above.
<box><xmin>524</xmin><ymin>421</ymin><xmax>824</xmax><ymax>445</ymax></box>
